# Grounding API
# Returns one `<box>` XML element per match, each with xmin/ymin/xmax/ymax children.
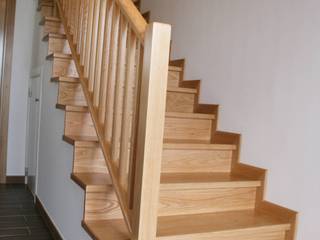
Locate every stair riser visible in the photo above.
<box><xmin>52</xmin><ymin>58</ymin><xmax>78</xmax><ymax>78</ymax></box>
<box><xmin>162</xmin><ymin>149</ymin><xmax>233</xmax><ymax>173</ymax></box>
<box><xmin>166</xmin><ymin>91</ymin><xmax>195</xmax><ymax>113</ymax></box>
<box><xmin>73</xmin><ymin>146</ymin><xmax>107</xmax><ymax>174</ymax></box>
<box><xmin>65</xmin><ymin>111</ymin><xmax>96</xmax><ymax>138</ymax></box>
<box><xmin>164</xmin><ymin>117</ymin><xmax>212</xmax><ymax>141</ymax></box>
<box><xmin>57</xmin><ymin>82</ymin><xmax>87</xmax><ymax>106</ymax></box>
<box><xmin>39</xmin><ymin>5</ymin><xmax>54</xmax><ymax>18</ymax></box>
<box><xmin>48</xmin><ymin>37</ymin><xmax>71</xmax><ymax>55</ymax></box>
<box><xmin>157</xmin><ymin>227</ymin><xmax>287</xmax><ymax>240</ymax></box>
<box><xmin>158</xmin><ymin>187</ymin><xmax>257</xmax><ymax>216</ymax></box>
<box><xmin>168</xmin><ymin>70</ymin><xmax>181</xmax><ymax>88</ymax></box>
<box><xmin>43</xmin><ymin>21</ymin><xmax>64</xmax><ymax>37</ymax></box>
<box><xmin>84</xmin><ymin>186</ymin><xmax>122</xmax><ymax>221</ymax></box>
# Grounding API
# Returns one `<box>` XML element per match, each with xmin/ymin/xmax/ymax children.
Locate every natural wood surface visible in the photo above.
<box><xmin>83</xmin><ymin>219</ymin><xmax>130</xmax><ymax>240</ymax></box>
<box><xmin>157</xmin><ymin>210</ymin><xmax>290</xmax><ymax>239</ymax></box>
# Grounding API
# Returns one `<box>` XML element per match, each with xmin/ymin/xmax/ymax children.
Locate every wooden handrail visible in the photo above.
<box><xmin>54</xmin><ymin>0</ymin><xmax>171</xmax><ymax>239</ymax></box>
<box><xmin>115</xmin><ymin>0</ymin><xmax>147</xmax><ymax>43</ymax></box>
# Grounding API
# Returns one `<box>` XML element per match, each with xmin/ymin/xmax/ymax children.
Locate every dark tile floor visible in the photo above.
<box><xmin>0</xmin><ymin>184</ymin><xmax>53</xmax><ymax>239</ymax></box>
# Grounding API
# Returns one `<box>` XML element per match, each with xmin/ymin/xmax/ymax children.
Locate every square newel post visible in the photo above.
<box><xmin>131</xmin><ymin>22</ymin><xmax>171</xmax><ymax>240</ymax></box>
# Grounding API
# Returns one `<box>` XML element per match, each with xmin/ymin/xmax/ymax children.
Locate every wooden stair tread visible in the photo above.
<box><xmin>63</xmin><ymin>135</ymin><xmax>98</xmax><ymax>145</ymax></box>
<box><xmin>71</xmin><ymin>173</ymin><xmax>111</xmax><ymax>189</ymax></box>
<box><xmin>46</xmin><ymin>52</ymin><xmax>72</xmax><ymax>60</ymax></box>
<box><xmin>160</xmin><ymin>172</ymin><xmax>261</xmax><ymax>190</ymax></box>
<box><xmin>166</xmin><ymin>112</ymin><xmax>215</xmax><ymax>120</ymax></box>
<box><xmin>51</xmin><ymin>76</ymin><xmax>79</xmax><ymax>83</ymax></box>
<box><xmin>163</xmin><ymin>140</ymin><xmax>237</xmax><ymax>150</ymax></box>
<box><xmin>39</xmin><ymin>16</ymin><xmax>61</xmax><ymax>25</ymax></box>
<box><xmin>169</xmin><ymin>65</ymin><xmax>183</xmax><ymax>72</ymax></box>
<box><xmin>42</xmin><ymin>33</ymin><xmax>66</xmax><ymax>41</ymax></box>
<box><xmin>56</xmin><ymin>104</ymin><xmax>88</xmax><ymax>112</ymax></box>
<box><xmin>167</xmin><ymin>87</ymin><xmax>197</xmax><ymax>94</ymax></box>
<box><xmin>157</xmin><ymin>209</ymin><xmax>291</xmax><ymax>237</ymax></box>
<box><xmin>83</xmin><ymin>220</ymin><xmax>130</xmax><ymax>240</ymax></box>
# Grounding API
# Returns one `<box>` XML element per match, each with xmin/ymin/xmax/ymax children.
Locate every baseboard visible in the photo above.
<box><xmin>6</xmin><ymin>176</ymin><xmax>25</xmax><ymax>184</ymax></box>
<box><xmin>35</xmin><ymin>197</ymin><xmax>63</xmax><ymax>240</ymax></box>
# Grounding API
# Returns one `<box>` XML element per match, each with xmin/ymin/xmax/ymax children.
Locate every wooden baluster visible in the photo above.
<box><xmin>83</xmin><ymin>0</ymin><xmax>94</xmax><ymax>78</ymax></box>
<box><xmin>74</xmin><ymin>0</ymin><xmax>80</xmax><ymax>45</ymax></box>
<box><xmin>88</xmin><ymin>0</ymin><xmax>101</xmax><ymax>92</ymax></box>
<box><xmin>93</xmin><ymin>0</ymin><xmax>107</xmax><ymax>107</ymax></box>
<box><xmin>76</xmin><ymin>0</ymin><xmax>84</xmax><ymax>54</ymax></box>
<box><xmin>80</xmin><ymin>0</ymin><xmax>89</xmax><ymax>66</ymax></box>
<box><xmin>67</xmin><ymin>0</ymin><xmax>72</xmax><ymax>29</ymax></box>
<box><xmin>104</xmin><ymin>4</ymin><xmax>120</xmax><ymax>142</ymax></box>
<box><xmin>98</xmin><ymin>0</ymin><xmax>113</xmax><ymax>124</ymax></box>
<box><xmin>119</xmin><ymin>30</ymin><xmax>137</xmax><ymax>191</ymax></box>
<box><xmin>111</xmin><ymin>16</ymin><xmax>128</xmax><ymax>167</ymax></box>
<box><xmin>127</xmin><ymin>40</ymin><xmax>142</xmax><ymax>209</ymax></box>
<box><xmin>132</xmin><ymin>22</ymin><xmax>171</xmax><ymax>240</ymax></box>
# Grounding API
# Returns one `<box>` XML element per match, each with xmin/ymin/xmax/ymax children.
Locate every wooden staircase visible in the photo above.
<box><xmin>38</xmin><ymin>0</ymin><xmax>297</xmax><ymax>239</ymax></box>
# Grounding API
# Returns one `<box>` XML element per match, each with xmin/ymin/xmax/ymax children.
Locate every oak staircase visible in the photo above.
<box><xmin>38</xmin><ymin>0</ymin><xmax>297</xmax><ymax>239</ymax></box>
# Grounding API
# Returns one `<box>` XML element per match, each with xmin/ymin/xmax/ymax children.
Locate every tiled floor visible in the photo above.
<box><xmin>0</xmin><ymin>184</ymin><xmax>53</xmax><ymax>239</ymax></box>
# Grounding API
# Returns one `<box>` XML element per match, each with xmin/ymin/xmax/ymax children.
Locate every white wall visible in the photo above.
<box><xmin>141</xmin><ymin>0</ymin><xmax>320</xmax><ymax>239</ymax></box>
<box><xmin>7</xmin><ymin>0</ymin><xmax>37</xmax><ymax>176</ymax></box>
<box><xmin>29</xmin><ymin>7</ymin><xmax>91</xmax><ymax>240</ymax></box>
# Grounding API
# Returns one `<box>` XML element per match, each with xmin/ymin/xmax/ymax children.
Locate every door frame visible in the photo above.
<box><xmin>25</xmin><ymin>66</ymin><xmax>43</xmax><ymax>195</ymax></box>
<box><xmin>0</xmin><ymin>0</ymin><xmax>16</xmax><ymax>183</ymax></box>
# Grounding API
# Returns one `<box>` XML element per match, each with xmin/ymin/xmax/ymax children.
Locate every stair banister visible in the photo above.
<box><xmin>54</xmin><ymin>0</ymin><xmax>171</xmax><ymax>239</ymax></box>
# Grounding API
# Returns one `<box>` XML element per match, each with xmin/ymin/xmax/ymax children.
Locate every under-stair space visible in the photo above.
<box><xmin>36</xmin><ymin>0</ymin><xmax>297</xmax><ymax>239</ymax></box>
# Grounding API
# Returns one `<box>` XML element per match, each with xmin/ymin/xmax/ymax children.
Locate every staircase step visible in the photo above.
<box><xmin>63</xmin><ymin>135</ymin><xmax>98</xmax><ymax>146</ymax></box>
<box><xmin>51</xmin><ymin>76</ymin><xmax>79</xmax><ymax>84</ymax></box>
<box><xmin>73</xmin><ymin>145</ymin><xmax>106</xmax><ymax>174</ymax></box>
<box><xmin>71</xmin><ymin>172</ymin><xmax>111</xmax><ymax>189</ymax></box>
<box><xmin>47</xmin><ymin>53</ymin><xmax>78</xmax><ymax>78</ymax></box>
<box><xmin>40</xmin><ymin>17</ymin><xmax>64</xmax><ymax>37</ymax></box>
<box><xmin>158</xmin><ymin>173</ymin><xmax>259</xmax><ymax>216</ymax></box>
<box><xmin>163</xmin><ymin>141</ymin><xmax>237</xmax><ymax>150</ymax></box>
<box><xmin>162</xmin><ymin>142</ymin><xmax>236</xmax><ymax>173</ymax></box>
<box><xmin>168</xmin><ymin>65</ymin><xmax>183</xmax><ymax>88</ymax></box>
<box><xmin>64</xmin><ymin>111</ymin><xmax>96</xmax><ymax>138</ymax></box>
<box><xmin>56</xmin><ymin>104</ymin><xmax>88</xmax><ymax>112</ymax></box>
<box><xmin>167</xmin><ymin>87</ymin><xmax>196</xmax><ymax>94</ymax></box>
<box><xmin>83</xmin><ymin>220</ymin><xmax>129</xmax><ymax>240</ymax></box>
<box><xmin>166</xmin><ymin>87</ymin><xmax>196</xmax><ymax>113</ymax></box>
<box><xmin>164</xmin><ymin>112</ymin><xmax>215</xmax><ymax>141</ymax></box>
<box><xmin>165</xmin><ymin>112</ymin><xmax>214</xmax><ymax>120</ymax></box>
<box><xmin>44</xmin><ymin>33</ymin><xmax>70</xmax><ymax>55</ymax></box>
<box><xmin>72</xmin><ymin>173</ymin><xmax>122</xmax><ymax>221</ymax></box>
<box><xmin>157</xmin><ymin>210</ymin><xmax>290</xmax><ymax>239</ymax></box>
<box><xmin>160</xmin><ymin>173</ymin><xmax>261</xmax><ymax>190</ymax></box>
<box><xmin>39</xmin><ymin>16</ymin><xmax>61</xmax><ymax>25</ymax></box>
<box><xmin>57</xmin><ymin>82</ymin><xmax>86</xmax><ymax>106</ymax></box>
<box><xmin>42</xmin><ymin>33</ymin><xmax>66</xmax><ymax>41</ymax></box>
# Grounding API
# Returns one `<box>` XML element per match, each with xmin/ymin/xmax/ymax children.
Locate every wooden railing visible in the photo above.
<box><xmin>54</xmin><ymin>0</ymin><xmax>171</xmax><ymax>239</ymax></box>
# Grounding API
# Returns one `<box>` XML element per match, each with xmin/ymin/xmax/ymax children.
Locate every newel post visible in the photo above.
<box><xmin>131</xmin><ymin>22</ymin><xmax>171</xmax><ymax>240</ymax></box>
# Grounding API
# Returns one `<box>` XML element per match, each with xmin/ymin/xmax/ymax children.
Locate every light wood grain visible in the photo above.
<box><xmin>85</xmin><ymin>185</ymin><xmax>122</xmax><ymax>220</ymax></box>
<box><xmin>64</xmin><ymin>111</ymin><xmax>96</xmax><ymax>137</ymax></box>
<box><xmin>162</xmin><ymin>148</ymin><xmax>233</xmax><ymax>173</ymax></box>
<box><xmin>157</xmin><ymin>210</ymin><xmax>290</xmax><ymax>239</ymax></box>
<box><xmin>131</xmin><ymin>22</ymin><xmax>171</xmax><ymax>240</ymax></box>
<box><xmin>166</xmin><ymin>91</ymin><xmax>195</xmax><ymax>113</ymax></box>
<box><xmin>73</xmin><ymin>146</ymin><xmax>107</xmax><ymax>173</ymax></box>
<box><xmin>164</xmin><ymin>114</ymin><xmax>212</xmax><ymax>141</ymax></box>
<box><xmin>57</xmin><ymin>82</ymin><xmax>87</xmax><ymax>106</ymax></box>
